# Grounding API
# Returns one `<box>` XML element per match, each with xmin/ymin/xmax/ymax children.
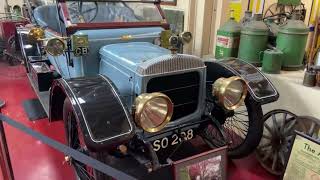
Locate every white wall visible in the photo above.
<box><xmin>0</xmin><ymin>0</ymin><xmax>23</xmax><ymax>14</ymax></box>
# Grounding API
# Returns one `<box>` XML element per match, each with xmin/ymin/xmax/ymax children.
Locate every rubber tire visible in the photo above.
<box><xmin>227</xmin><ymin>95</ymin><xmax>264</xmax><ymax>159</ymax></box>
<box><xmin>63</xmin><ymin>98</ymin><xmax>112</xmax><ymax>180</ymax></box>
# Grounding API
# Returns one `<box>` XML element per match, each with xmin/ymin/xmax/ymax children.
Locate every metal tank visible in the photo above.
<box><xmin>238</xmin><ymin>14</ymin><xmax>269</xmax><ymax>66</ymax></box>
<box><xmin>241</xmin><ymin>11</ymin><xmax>253</xmax><ymax>26</ymax></box>
<box><xmin>215</xmin><ymin>11</ymin><xmax>241</xmax><ymax>59</ymax></box>
<box><xmin>276</xmin><ymin>14</ymin><xmax>309</xmax><ymax>70</ymax></box>
<box><xmin>261</xmin><ymin>49</ymin><xmax>283</xmax><ymax>74</ymax></box>
<box><xmin>278</xmin><ymin>0</ymin><xmax>301</xmax><ymax>6</ymax></box>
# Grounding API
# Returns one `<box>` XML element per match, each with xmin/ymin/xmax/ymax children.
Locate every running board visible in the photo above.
<box><xmin>27</xmin><ymin>73</ymin><xmax>50</xmax><ymax>116</ymax></box>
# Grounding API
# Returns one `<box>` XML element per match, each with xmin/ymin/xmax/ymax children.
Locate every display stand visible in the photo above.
<box><xmin>0</xmin><ymin>100</ymin><xmax>14</xmax><ymax>180</ymax></box>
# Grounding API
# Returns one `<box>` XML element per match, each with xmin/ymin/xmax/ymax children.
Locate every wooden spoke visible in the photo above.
<box><xmin>308</xmin><ymin>122</ymin><xmax>316</xmax><ymax>136</ymax></box>
<box><xmin>279</xmin><ymin>150</ymin><xmax>286</xmax><ymax>166</ymax></box>
<box><xmin>259</xmin><ymin>142</ymin><xmax>272</xmax><ymax>151</ymax></box>
<box><xmin>283</xmin><ymin>120</ymin><xmax>297</xmax><ymax>135</ymax></box>
<box><xmin>262</xmin><ymin>149</ymin><xmax>273</xmax><ymax>161</ymax></box>
<box><xmin>280</xmin><ymin>113</ymin><xmax>287</xmax><ymax>132</ymax></box>
<box><xmin>264</xmin><ymin>123</ymin><xmax>274</xmax><ymax>135</ymax></box>
<box><xmin>271</xmin><ymin>153</ymin><xmax>278</xmax><ymax>171</ymax></box>
<box><xmin>262</xmin><ymin>134</ymin><xmax>272</xmax><ymax>140</ymax></box>
<box><xmin>272</xmin><ymin>114</ymin><xmax>279</xmax><ymax>136</ymax></box>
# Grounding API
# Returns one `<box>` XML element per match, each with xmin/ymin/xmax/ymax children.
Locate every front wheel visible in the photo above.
<box><xmin>203</xmin><ymin>95</ymin><xmax>264</xmax><ymax>159</ymax></box>
<box><xmin>63</xmin><ymin>98</ymin><xmax>111</xmax><ymax>180</ymax></box>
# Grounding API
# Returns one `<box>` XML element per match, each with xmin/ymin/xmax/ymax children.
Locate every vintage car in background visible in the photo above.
<box><xmin>17</xmin><ymin>0</ymin><xmax>279</xmax><ymax>179</ymax></box>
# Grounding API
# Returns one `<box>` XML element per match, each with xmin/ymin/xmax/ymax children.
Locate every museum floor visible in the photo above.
<box><xmin>0</xmin><ymin>59</ymin><xmax>277</xmax><ymax>180</ymax></box>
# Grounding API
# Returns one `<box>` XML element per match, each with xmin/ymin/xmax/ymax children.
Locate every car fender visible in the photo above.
<box><xmin>205</xmin><ymin>58</ymin><xmax>279</xmax><ymax>105</ymax></box>
<box><xmin>49</xmin><ymin>75</ymin><xmax>135</xmax><ymax>151</ymax></box>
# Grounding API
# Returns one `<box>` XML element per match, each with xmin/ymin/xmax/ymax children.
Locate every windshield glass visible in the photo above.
<box><xmin>66</xmin><ymin>1</ymin><xmax>163</xmax><ymax>23</ymax></box>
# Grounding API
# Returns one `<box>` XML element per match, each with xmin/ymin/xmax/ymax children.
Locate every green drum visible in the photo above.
<box><xmin>276</xmin><ymin>15</ymin><xmax>309</xmax><ymax>70</ymax></box>
<box><xmin>278</xmin><ymin>0</ymin><xmax>301</xmax><ymax>6</ymax></box>
<box><xmin>238</xmin><ymin>14</ymin><xmax>268</xmax><ymax>66</ymax></box>
<box><xmin>261</xmin><ymin>49</ymin><xmax>283</xmax><ymax>74</ymax></box>
<box><xmin>215</xmin><ymin>12</ymin><xmax>241</xmax><ymax>59</ymax></box>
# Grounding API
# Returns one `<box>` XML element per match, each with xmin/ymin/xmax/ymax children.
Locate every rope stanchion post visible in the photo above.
<box><xmin>0</xmin><ymin>100</ymin><xmax>14</xmax><ymax>180</ymax></box>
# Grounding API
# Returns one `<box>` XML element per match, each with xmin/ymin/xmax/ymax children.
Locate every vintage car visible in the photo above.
<box><xmin>17</xmin><ymin>0</ymin><xmax>279</xmax><ymax>179</ymax></box>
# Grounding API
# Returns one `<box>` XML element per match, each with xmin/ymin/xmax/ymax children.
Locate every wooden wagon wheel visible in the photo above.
<box><xmin>256</xmin><ymin>110</ymin><xmax>320</xmax><ymax>175</ymax></box>
<box><xmin>264</xmin><ymin>3</ymin><xmax>292</xmax><ymax>25</ymax></box>
<box><xmin>264</xmin><ymin>3</ymin><xmax>306</xmax><ymax>25</ymax></box>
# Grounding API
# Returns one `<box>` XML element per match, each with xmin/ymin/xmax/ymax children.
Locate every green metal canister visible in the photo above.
<box><xmin>238</xmin><ymin>14</ymin><xmax>268</xmax><ymax>66</ymax></box>
<box><xmin>261</xmin><ymin>49</ymin><xmax>283</xmax><ymax>74</ymax></box>
<box><xmin>215</xmin><ymin>11</ymin><xmax>241</xmax><ymax>59</ymax></box>
<box><xmin>278</xmin><ymin>0</ymin><xmax>301</xmax><ymax>6</ymax></box>
<box><xmin>276</xmin><ymin>15</ymin><xmax>309</xmax><ymax>70</ymax></box>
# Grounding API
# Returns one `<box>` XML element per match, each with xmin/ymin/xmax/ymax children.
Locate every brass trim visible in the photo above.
<box><xmin>45</xmin><ymin>38</ymin><xmax>66</xmax><ymax>56</ymax></box>
<box><xmin>160</xmin><ymin>30</ymin><xmax>172</xmax><ymax>49</ymax></box>
<box><xmin>180</xmin><ymin>31</ymin><xmax>193</xmax><ymax>44</ymax></box>
<box><xmin>28</xmin><ymin>27</ymin><xmax>45</xmax><ymax>43</ymax></box>
<box><xmin>160</xmin><ymin>19</ymin><xmax>167</xmax><ymax>24</ymax></box>
<box><xmin>134</xmin><ymin>92</ymin><xmax>173</xmax><ymax>133</ymax></box>
<box><xmin>121</xmin><ymin>35</ymin><xmax>133</xmax><ymax>41</ymax></box>
<box><xmin>212</xmin><ymin>76</ymin><xmax>247</xmax><ymax>110</ymax></box>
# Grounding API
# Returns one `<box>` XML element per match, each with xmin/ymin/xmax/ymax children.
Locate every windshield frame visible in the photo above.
<box><xmin>58</xmin><ymin>0</ymin><xmax>168</xmax><ymax>34</ymax></box>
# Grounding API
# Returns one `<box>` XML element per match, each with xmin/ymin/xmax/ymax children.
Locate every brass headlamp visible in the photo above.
<box><xmin>212</xmin><ymin>76</ymin><xmax>247</xmax><ymax>110</ymax></box>
<box><xmin>28</xmin><ymin>27</ymin><xmax>45</xmax><ymax>43</ymax></box>
<box><xmin>45</xmin><ymin>38</ymin><xmax>66</xmax><ymax>56</ymax></box>
<box><xmin>180</xmin><ymin>31</ymin><xmax>193</xmax><ymax>44</ymax></box>
<box><xmin>134</xmin><ymin>92</ymin><xmax>173</xmax><ymax>133</ymax></box>
<box><xmin>28</xmin><ymin>27</ymin><xmax>66</xmax><ymax>56</ymax></box>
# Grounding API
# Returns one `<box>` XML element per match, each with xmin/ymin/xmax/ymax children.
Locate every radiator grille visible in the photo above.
<box><xmin>146</xmin><ymin>72</ymin><xmax>200</xmax><ymax>121</ymax></box>
<box><xmin>137</xmin><ymin>54</ymin><xmax>205</xmax><ymax>75</ymax></box>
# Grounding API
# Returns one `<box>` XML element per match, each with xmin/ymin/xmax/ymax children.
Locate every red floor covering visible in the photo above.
<box><xmin>0</xmin><ymin>60</ymin><xmax>277</xmax><ymax>180</ymax></box>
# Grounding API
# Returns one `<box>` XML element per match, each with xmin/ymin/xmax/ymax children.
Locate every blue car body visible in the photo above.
<box><xmin>45</xmin><ymin>27</ymin><xmax>163</xmax><ymax>78</ymax></box>
<box><xmin>16</xmin><ymin>2</ymin><xmax>280</xmax><ymax>175</ymax></box>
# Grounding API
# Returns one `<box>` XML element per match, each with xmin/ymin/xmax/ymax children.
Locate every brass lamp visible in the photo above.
<box><xmin>134</xmin><ymin>92</ymin><xmax>173</xmax><ymax>133</ymax></box>
<box><xmin>45</xmin><ymin>38</ymin><xmax>66</xmax><ymax>56</ymax></box>
<box><xmin>28</xmin><ymin>27</ymin><xmax>45</xmax><ymax>42</ymax></box>
<box><xmin>212</xmin><ymin>76</ymin><xmax>247</xmax><ymax>110</ymax></box>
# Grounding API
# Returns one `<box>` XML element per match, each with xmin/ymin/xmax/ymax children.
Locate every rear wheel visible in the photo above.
<box><xmin>204</xmin><ymin>95</ymin><xmax>264</xmax><ymax>159</ymax></box>
<box><xmin>256</xmin><ymin>110</ymin><xmax>320</xmax><ymax>175</ymax></box>
<box><xmin>63</xmin><ymin>98</ymin><xmax>111</xmax><ymax>180</ymax></box>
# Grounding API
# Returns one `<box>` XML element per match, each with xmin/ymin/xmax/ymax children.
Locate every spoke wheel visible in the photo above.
<box><xmin>63</xmin><ymin>99</ymin><xmax>111</xmax><ymax>180</ymax></box>
<box><xmin>264</xmin><ymin>3</ymin><xmax>305</xmax><ymax>25</ymax></box>
<box><xmin>68</xmin><ymin>2</ymin><xmax>98</xmax><ymax>22</ymax></box>
<box><xmin>264</xmin><ymin>3</ymin><xmax>291</xmax><ymax>25</ymax></box>
<box><xmin>256</xmin><ymin>110</ymin><xmax>320</xmax><ymax>175</ymax></box>
<box><xmin>204</xmin><ymin>95</ymin><xmax>264</xmax><ymax>159</ymax></box>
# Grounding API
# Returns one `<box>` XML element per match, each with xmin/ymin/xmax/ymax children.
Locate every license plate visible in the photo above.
<box><xmin>152</xmin><ymin>129</ymin><xmax>194</xmax><ymax>152</ymax></box>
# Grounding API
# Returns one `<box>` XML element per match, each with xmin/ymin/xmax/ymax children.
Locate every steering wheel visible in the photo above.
<box><xmin>121</xmin><ymin>2</ymin><xmax>144</xmax><ymax>21</ymax></box>
<box><xmin>69</xmin><ymin>1</ymin><xmax>98</xmax><ymax>23</ymax></box>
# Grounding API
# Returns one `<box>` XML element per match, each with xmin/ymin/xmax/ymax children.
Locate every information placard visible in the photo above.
<box><xmin>173</xmin><ymin>146</ymin><xmax>227</xmax><ymax>180</ymax></box>
<box><xmin>284</xmin><ymin>132</ymin><xmax>320</xmax><ymax>180</ymax></box>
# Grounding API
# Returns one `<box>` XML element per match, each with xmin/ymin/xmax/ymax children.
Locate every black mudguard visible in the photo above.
<box><xmin>49</xmin><ymin>75</ymin><xmax>135</xmax><ymax>151</ymax></box>
<box><xmin>205</xmin><ymin>58</ymin><xmax>279</xmax><ymax>105</ymax></box>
